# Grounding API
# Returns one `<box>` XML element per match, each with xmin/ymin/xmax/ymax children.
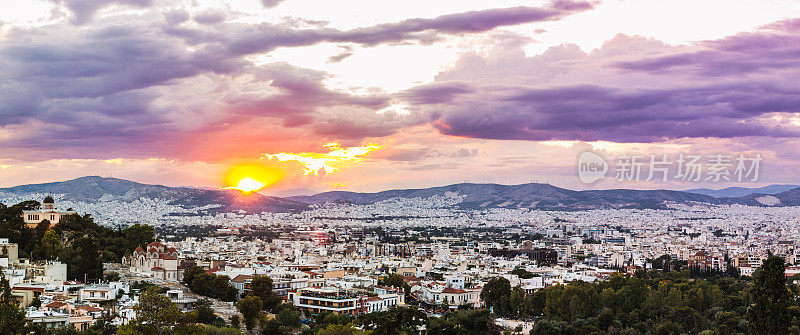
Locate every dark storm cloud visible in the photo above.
<box><xmin>430</xmin><ymin>83</ymin><xmax>800</xmax><ymax>142</ymax></box>
<box><xmin>420</xmin><ymin>23</ymin><xmax>800</xmax><ymax>143</ymax></box>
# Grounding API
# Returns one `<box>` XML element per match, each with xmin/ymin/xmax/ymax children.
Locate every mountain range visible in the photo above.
<box><xmin>684</xmin><ymin>184</ymin><xmax>800</xmax><ymax>198</ymax></box>
<box><xmin>0</xmin><ymin>176</ymin><xmax>308</xmax><ymax>214</ymax></box>
<box><xmin>288</xmin><ymin>183</ymin><xmax>800</xmax><ymax>210</ymax></box>
<box><xmin>2</xmin><ymin>176</ymin><xmax>800</xmax><ymax>212</ymax></box>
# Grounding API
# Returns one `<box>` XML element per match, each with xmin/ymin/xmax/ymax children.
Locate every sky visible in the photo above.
<box><xmin>2</xmin><ymin>0</ymin><xmax>800</xmax><ymax>195</ymax></box>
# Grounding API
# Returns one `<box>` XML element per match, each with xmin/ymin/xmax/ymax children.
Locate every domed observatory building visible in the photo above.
<box><xmin>22</xmin><ymin>196</ymin><xmax>77</xmax><ymax>228</ymax></box>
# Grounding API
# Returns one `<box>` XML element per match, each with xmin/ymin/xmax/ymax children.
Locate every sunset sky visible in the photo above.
<box><xmin>2</xmin><ymin>0</ymin><xmax>800</xmax><ymax>195</ymax></box>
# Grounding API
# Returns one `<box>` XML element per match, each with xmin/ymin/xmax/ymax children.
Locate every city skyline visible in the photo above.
<box><xmin>3</xmin><ymin>0</ymin><xmax>800</xmax><ymax>195</ymax></box>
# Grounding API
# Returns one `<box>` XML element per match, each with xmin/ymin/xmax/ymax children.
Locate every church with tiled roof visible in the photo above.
<box><xmin>127</xmin><ymin>241</ymin><xmax>182</xmax><ymax>282</ymax></box>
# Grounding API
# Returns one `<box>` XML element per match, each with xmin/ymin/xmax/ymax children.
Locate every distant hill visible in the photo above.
<box><xmin>720</xmin><ymin>187</ymin><xmax>800</xmax><ymax>207</ymax></box>
<box><xmin>0</xmin><ymin>176</ymin><xmax>308</xmax><ymax>213</ymax></box>
<box><xmin>5</xmin><ymin>177</ymin><xmax>800</xmax><ymax>213</ymax></box>
<box><xmin>685</xmin><ymin>185</ymin><xmax>800</xmax><ymax>198</ymax></box>
<box><xmin>288</xmin><ymin>183</ymin><xmax>725</xmax><ymax>210</ymax></box>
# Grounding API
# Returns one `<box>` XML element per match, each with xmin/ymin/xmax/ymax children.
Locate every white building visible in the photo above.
<box><xmin>419</xmin><ymin>281</ymin><xmax>481</xmax><ymax>309</ymax></box>
<box><xmin>21</xmin><ymin>196</ymin><xmax>77</xmax><ymax>228</ymax></box>
<box><xmin>79</xmin><ymin>285</ymin><xmax>118</xmax><ymax>302</ymax></box>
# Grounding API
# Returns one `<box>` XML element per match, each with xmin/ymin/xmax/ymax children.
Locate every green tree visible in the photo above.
<box><xmin>194</xmin><ymin>299</ymin><xmax>223</xmax><ymax>325</ymax></box>
<box><xmin>90</xmin><ymin>317</ymin><xmax>119</xmax><ymax>335</ymax></box>
<box><xmin>480</xmin><ymin>277</ymin><xmax>511</xmax><ymax>315</ymax></box>
<box><xmin>428</xmin><ymin>309</ymin><xmax>500</xmax><ymax>335</ymax></box>
<box><xmin>237</xmin><ymin>296</ymin><xmax>262</xmax><ymax>333</ymax></box>
<box><xmin>381</xmin><ymin>273</ymin><xmax>405</xmax><ymax>289</ymax></box>
<box><xmin>509</xmin><ymin>286</ymin><xmax>526</xmax><ymax>316</ymax></box>
<box><xmin>125</xmin><ymin>223</ymin><xmax>156</xmax><ymax>250</ymax></box>
<box><xmin>747</xmin><ymin>256</ymin><xmax>790</xmax><ymax>335</ymax></box>
<box><xmin>276</xmin><ymin>307</ymin><xmax>301</xmax><ymax>328</ymax></box>
<box><xmin>187</xmin><ymin>272</ymin><xmax>238</xmax><ymax>302</ymax></box>
<box><xmin>73</xmin><ymin>236</ymin><xmax>104</xmax><ymax>281</ymax></box>
<box><xmin>34</xmin><ymin>219</ymin><xmax>51</xmax><ymax>240</ymax></box>
<box><xmin>511</xmin><ymin>268</ymin><xmax>535</xmax><ymax>279</ymax></box>
<box><xmin>0</xmin><ymin>272</ymin><xmax>27</xmax><ymax>334</ymax></box>
<box><xmin>231</xmin><ymin>315</ymin><xmax>241</xmax><ymax>329</ymax></box>
<box><xmin>260</xmin><ymin>318</ymin><xmax>286</xmax><ymax>335</ymax></box>
<box><xmin>183</xmin><ymin>265</ymin><xmax>205</xmax><ymax>286</ymax></box>
<box><xmin>356</xmin><ymin>306</ymin><xmax>426</xmax><ymax>335</ymax></box>
<box><xmin>34</xmin><ymin>228</ymin><xmax>60</xmax><ymax>261</ymax></box>
<box><xmin>317</xmin><ymin>323</ymin><xmax>371</xmax><ymax>335</ymax></box>
<box><xmin>250</xmin><ymin>275</ymin><xmax>281</xmax><ymax>311</ymax></box>
<box><xmin>133</xmin><ymin>286</ymin><xmax>182</xmax><ymax>335</ymax></box>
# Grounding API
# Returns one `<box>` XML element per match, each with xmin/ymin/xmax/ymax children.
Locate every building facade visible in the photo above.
<box><xmin>21</xmin><ymin>196</ymin><xmax>77</xmax><ymax>228</ymax></box>
<box><xmin>128</xmin><ymin>241</ymin><xmax>182</xmax><ymax>281</ymax></box>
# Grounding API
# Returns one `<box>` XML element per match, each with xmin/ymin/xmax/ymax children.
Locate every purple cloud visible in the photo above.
<box><xmin>399</xmin><ymin>82</ymin><xmax>474</xmax><ymax>104</ymax></box>
<box><xmin>48</xmin><ymin>0</ymin><xmax>154</xmax><ymax>24</ymax></box>
<box><xmin>187</xmin><ymin>1</ymin><xmax>595</xmax><ymax>57</ymax></box>
<box><xmin>616</xmin><ymin>19</ymin><xmax>800</xmax><ymax>76</ymax></box>
<box><xmin>193</xmin><ymin>9</ymin><xmax>227</xmax><ymax>25</ymax></box>
<box><xmin>416</xmin><ymin>26</ymin><xmax>800</xmax><ymax>143</ymax></box>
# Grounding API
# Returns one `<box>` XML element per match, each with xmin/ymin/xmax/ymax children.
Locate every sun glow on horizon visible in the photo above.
<box><xmin>231</xmin><ymin>177</ymin><xmax>267</xmax><ymax>193</ymax></box>
<box><xmin>222</xmin><ymin>164</ymin><xmax>284</xmax><ymax>194</ymax></box>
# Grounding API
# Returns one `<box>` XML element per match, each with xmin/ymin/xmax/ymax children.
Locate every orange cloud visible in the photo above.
<box><xmin>262</xmin><ymin>142</ymin><xmax>384</xmax><ymax>175</ymax></box>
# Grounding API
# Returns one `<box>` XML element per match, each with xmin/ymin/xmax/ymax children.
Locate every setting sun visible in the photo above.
<box><xmin>234</xmin><ymin>177</ymin><xmax>267</xmax><ymax>193</ymax></box>
<box><xmin>222</xmin><ymin>163</ymin><xmax>283</xmax><ymax>194</ymax></box>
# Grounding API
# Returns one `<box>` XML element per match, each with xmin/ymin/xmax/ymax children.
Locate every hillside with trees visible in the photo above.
<box><xmin>0</xmin><ymin>200</ymin><xmax>155</xmax><ymax>282</ymax></box>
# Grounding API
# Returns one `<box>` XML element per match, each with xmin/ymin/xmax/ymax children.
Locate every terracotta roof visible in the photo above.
<box><xmin>442</xmin><ymin>287</ymin><xmax>467</xmax><ymax>294</ymax></box>
<box><xmin>134</xmin><ymin>247</ymin><xmax>144</xmax><ymax>253</ymax></box>
<box><xmin>46</xmin><ymin>302</ymin><xmax>67</xmax><ymax>308</ymax></box>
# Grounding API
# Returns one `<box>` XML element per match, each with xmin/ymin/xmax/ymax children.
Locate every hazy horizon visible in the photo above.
<box><xmin>3</xmin><ymin>0</ymin><xmax>800</xmax><ymax>195</ymax></box>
